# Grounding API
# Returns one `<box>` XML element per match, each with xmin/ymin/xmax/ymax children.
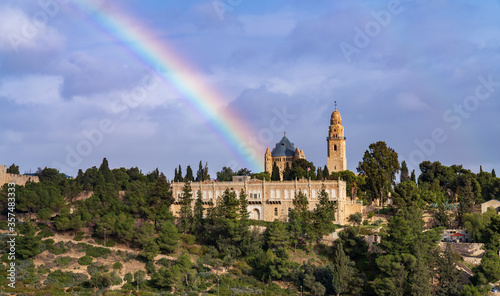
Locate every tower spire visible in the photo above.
<box><xmin>334</xmin><ymin>100</ymin><xmax>337</xmax><ymax>110</ymax></box>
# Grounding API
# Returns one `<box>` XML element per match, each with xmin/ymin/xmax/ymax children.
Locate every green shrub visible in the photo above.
<box><xmin>367</xmin><ymin>211</ymin><xmax>375</xmax><ymax>219</ymax></box>
<box><xmin>145</xmin><ymin>261</ymin><xmax>156</xmax><ymax>274</ymax></box>
<box><xmin>124</xmin><ymin>272</ymin><xmax>133</xmax><ymax>283</ymax></box>
<box><xmin>157</xmin><ymin>258</ymin><xmax>171</xmax><ymax>267</ymax></box>
<box><xmin>78</xmin><ymin>256</ymin><xmax>93</xmax><ymax>265</ymax></box>
<box><xmin>112</xmin><ymin>262</ymin><xmax>123</xmax><ymax>270</ymax></box>
<box><xmin>45</xmin><ymin>240</ymin><xmax>68</xmax><ymax>255</ymax></box>
<box><xmin>37</xmin><ymin>224</ymin><xmax>55</xmax><ymax>238</ymax></box>
<box><xmin>37</xmin><ymin>265</ymin><xmax>51</xmax><ymax>274</ymax></box>
<box><xmin>105</xmin><ymin>240</ymin><xmax>116</xmax><ymax>247</ymax></box>
<box><xmin>74</xmin><ymin>232</ymin><xmax>85</xmax><ymax>241</ymax></box>
<box><xmin>55</xmin><ymin>256</ymin><xmax>72</xmax><ymax>267</ymax></box>
<box><xmin>181</xmin><ymin>234</ymin><xmax>196</xmax><ymax>245</ymax></box>
<box><xmin>43</xmin><ymin>270</ymin><xmax>88</xmax><ymax>288</ymax></box>
<box><xmin>78</xmin><ymin>243</ymin><xmax>112</xmax><ymax>258</ymax></box>
<box><xmin>362</xmin><ymin>219</ymin><xmax>369</xmax><ymax>225</ymax></box>
<box><xmin>0</xmin><ymin>221</ymin><xmax>7</xmax><ymax>230</ymax></box>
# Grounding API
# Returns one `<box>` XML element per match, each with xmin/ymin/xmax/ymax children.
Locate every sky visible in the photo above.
<box><xmin>0</xmin><ymin>0</ymin><xmax>499</xmax><ymax>179</ymax></box>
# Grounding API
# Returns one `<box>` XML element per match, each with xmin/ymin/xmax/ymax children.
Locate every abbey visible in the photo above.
<box><xmin>170</xmin><ymin>103</ymin><xmax>362</xmax><ymax>224</ymax></box>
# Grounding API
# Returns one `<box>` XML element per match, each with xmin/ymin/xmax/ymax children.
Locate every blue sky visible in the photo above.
<box><xmin>0</xmin><ymin>0</ymin><xmax>499</xmax><ymax>178</ymax></box>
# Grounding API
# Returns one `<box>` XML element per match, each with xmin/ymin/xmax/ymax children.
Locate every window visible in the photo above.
<box><xmin>334</xmin><ymin>144</ymin><xmax>337</xmax><ymax>151</ymax></box>
<box><xmin>274</xmin><ymin>207</ymin><xmax>278</xmax><ymax>216</ymax></box>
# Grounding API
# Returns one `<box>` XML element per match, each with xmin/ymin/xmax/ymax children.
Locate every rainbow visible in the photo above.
<box><xmin>66</xmin><ymin>1</ymin><xmax>263</xmax><ymax>172</ymax></box>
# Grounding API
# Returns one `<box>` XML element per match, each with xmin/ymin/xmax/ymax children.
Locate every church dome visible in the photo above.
<box><xmin>331</xmin><ymin>107</ymin><xmax>342</xmax><ymax>124</ymax></box>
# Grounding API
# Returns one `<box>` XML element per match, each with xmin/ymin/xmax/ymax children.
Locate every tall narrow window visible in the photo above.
<box><xmin>334</xmin><ymin>144</ymin><xmax>337</xmax><ymax>151</ymax></box>
<box><xmin>274</xmin><ymin>207</ymin><xmax>278</xmax><ymax>216</ymax></box>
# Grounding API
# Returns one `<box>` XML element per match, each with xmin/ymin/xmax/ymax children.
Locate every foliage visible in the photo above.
<box><xmin>357</xmin><ymin>141</ymin><xmax>400</xmax><ymax>205</ymax></box>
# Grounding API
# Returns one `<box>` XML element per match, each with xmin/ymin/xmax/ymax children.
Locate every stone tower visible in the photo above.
<box><xmin>327</xmin><ymin>102</ymin><xmax>346</xmax><ymax>172</ymax></box>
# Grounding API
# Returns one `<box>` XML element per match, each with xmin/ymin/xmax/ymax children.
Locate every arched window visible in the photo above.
<box><xmin>274</xmin><ymin>207</ymin><xmax>278</xmax><ymax>216</ymax></box>
<box><xmin>334</xmin><ymin>144</ymin><xmax>337</xmax><ymax>151</ymax></box>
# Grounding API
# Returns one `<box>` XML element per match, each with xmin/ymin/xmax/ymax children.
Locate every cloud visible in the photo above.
<box><xmin>0</xmin><ymin>75</ymin><xmax>63</xmax><ymax>104</ymax></box>
<box><xmin>0</xmin><ymin>5</ymin><xmax>65</xmax><ymax>53</ymax></box>
<box><xmin>396</xmin><ymin>92</ymin><xmax>430</xmax><ymax>111</ymax></box>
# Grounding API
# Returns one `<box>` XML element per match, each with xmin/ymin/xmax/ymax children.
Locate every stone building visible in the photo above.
<box><xmin>0</xmin><ymin>164</ymin><xmax>39</xmax><ymax>187</ymax></box>
<box><xmin>170</xmin><ymin>103</ymin><xmax>362</xmax><ymax>225</ymax></box>
<box><xmin>264</xmin><ymin>134</ymin><xmax>305</xmax><ymax>178</ymax></box>
<box><xmin>327</xmin><ymin>103</ymin><xmax>347</xmax><ymax>172</ymax></box>
<box><xmin>171</xmin><ymin>176</ymin><xmax>362</xmax><ymax>224</ymax></box>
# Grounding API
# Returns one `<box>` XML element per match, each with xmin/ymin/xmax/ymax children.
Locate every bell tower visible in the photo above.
<box><xmin>327</xmin><ymin>101</ymin><xmax>346</xmax><ymax>172</ymax></box>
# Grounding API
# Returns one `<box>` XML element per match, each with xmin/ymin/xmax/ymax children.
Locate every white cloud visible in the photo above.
<box><xmin>0</xmin><ymin>75</ymin><xmax>63</xmax><ymax>104</ymax></box>
<box><xmin>0</xmin><ymin>5</ymin><xmax>65</xmax><ymax>53</ymax></box>
<box><xmin>239</xmin><ymin>11</ymin><xmax>297</xmax><ymax>37</ymax></box>
<box><xmin>396</xmin><ymin>92</ymin><xmax>430</xmax><ymax>111</ymax></box>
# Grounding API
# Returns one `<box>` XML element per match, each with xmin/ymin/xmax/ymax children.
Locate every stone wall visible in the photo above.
<box><xmin>0</xmin><ymin>165</ymin><xmax>39</xmax><ymax>187</ymax></box>
<box><xmin>171</xmin><ymin>178</ymin><xmax>363</xmax><ymax>225</ymax></box>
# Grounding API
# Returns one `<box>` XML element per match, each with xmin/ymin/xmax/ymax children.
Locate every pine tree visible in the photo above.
<box><xmin>184</xmin><ymin>165</ymin><xmax>194</xmax><ymax>182</ymax></box>
<box><xmin>457</xmin><ymin>179</ymin><xmax>475</xmax><ymax>227</ymax></box>
<box><xmin>400</xmin><ymin>160</ymin><xmax>410</xmax><ymax>183</ymax></box>
<box><xmin>157</xmin><ymin>221</ymin><xmax>180</xmax><ymax>254</ymax></box>
<box><xmin>313</xmin><ymin>186</ymin><xmax>337</xmax><ymax>241</ymax></box>
<box><xmin>239</xmin><ymin>189</ymin><xmax>249</xmax><ymax>238</ymax></box>
<box><xmin>330</xmin><ymin>243</ymin><xmax>356</xmax><ymax>296</ymax></box>
<box><xmin>265</xmin><ymin>219</ymin><xmax>289</xmax><ymax>250</ymax></box>
<box><xmin>271</xmin><ymin>163</ymin><xmax>281</xmax><ymax>181</ymax></box>
<box><xmin>436</xmin><ymin>244</ymin><xmax>462</xmax><ymax>295</ymax></box>
<box><xmin>493</xmin><ymin>169</ymin><xmax>496</xmax><ymax>178</ymax></box>
<box><xmin>410</xmin><ymin>247</ymin><xmax>432</xmax><ymax>296</ymax></box>
<box><xmin>193</xmin><ymin>190</ymin><xmax>204</xmax><ymax>236</ymax></box>
<box><xmin>177</xmin><ymin>181</ymin><xmax>193</xmax><ymax>233</ymax></box>
<box><xmin>148</xmin><ymin>173</ymin><xmax>173</xmax><ymax>227</ymax></box>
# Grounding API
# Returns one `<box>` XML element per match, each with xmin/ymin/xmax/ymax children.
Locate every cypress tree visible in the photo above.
<box><xmin>400</xmin><ymin>160</ymin><xmax>410</xmax><ymax>183</ymax></box>
<box><xmin>410</xmin><ymin>169</ymin><xmax>416</xmax><ymax>183</ymax></box>
<box><xmin>271</xmin><ymin>163</ymin><xmax>281</xmax><ymax>181</ymax></box>
<box><xmin>323</xmin><ymin>165</ymin><xmax>330</xmax><ymax>180</ymax></box>
<box><xmin>184</xmin><ymin>165</ymin><xmax>194</xmax><ymax>182</ymax></box>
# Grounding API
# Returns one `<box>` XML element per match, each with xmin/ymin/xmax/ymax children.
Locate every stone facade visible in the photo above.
<box><xmin>481</xmin><ymin>199</ymin><xmax>500</xmax><ymax>214</ymax></box>
<box><xmin>0</xmin><ymin>164</ymin><xmax>39</xmax><ymax>187</ymax></box>
<box><xmin>171</xmin><ymin>177</ymin><xmax>363</xmax><ymax>225</ymax></box>
<box><xmin>326</xmin><ymin>105</ymin><xmax>347</xmax><ymax>172</ymax></box>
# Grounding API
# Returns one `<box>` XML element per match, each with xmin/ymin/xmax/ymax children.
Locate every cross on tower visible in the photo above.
<box><xmin>334</xmin><ymin>100</ymin><xmax>337</xmax><ymax>109</ymax></box>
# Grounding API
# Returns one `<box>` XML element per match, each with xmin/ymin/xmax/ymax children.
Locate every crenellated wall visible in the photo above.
<box><xmin>0</xmin><ymin>165</ymin><xmax>39</xmax><ymax>187</ymax></box>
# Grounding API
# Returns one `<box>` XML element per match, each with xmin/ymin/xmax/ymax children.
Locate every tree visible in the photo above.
<box><xmin>357</xmin><ymin>141</ymin><xmax>400</xmax><ymax>205</ymax></box>
<box><xmin>330</xmin><ymin>243</ymin><xmax>357</xmax><ymax>296</ymax></box>
<box><xmin>177</xmin><ymin>181</ymin><xmax>193</xmax><ymax>233</ymax></box>
<box><xmin>271</xmin><ymin>163</ymin><xmax>280</xmax><ymax>181</ymax></box>
<box><xmin>400</xmin><ymin>160</ymin><xmax>410</xmax><ymax>183</ymax></box>
<box><xmin>475</xmin><ymin>250</ymin><xmax>500</xmax><ymax>284</ymax></box>
<box><xmin>239</xmin><ymin>189</ymin><xmax>250</xmax><ymax>238</ymax></box>
<box><xmin>236</xmin><ymin>168</ymin><xmax>252</xmax><ymax>176</ymax></box>
<box><xmin>313</xmin><ymin>186</ymin><xmax>337</xmax><ymax>239</ymax></box>
<box><xmin>457</xmin><ymin>179</ymin><xmax>476</xmax><ymax>227</ymax></box>
<box><xmin>265</xmin><ymin>219</ymin><xmax>289</xmax><ymax>250</ymax></box>
<box><xmin>409</xmin><ymin>248</ymin><xmax>432</xmax><ymax>296</ymax></box>
<box><xmin>184</xmin><ymin>165</ymin><xmax>194</xmax><ymax>182</ymax></box>
<box><xmin>174</xmin><ymin>165</ymin><xmax>183</xmax><ymax>182</ymax></box>
<box><xmin>493</xmin><ymin>169</ymin><xmax>497</xmax><ymax>178</ymax></box>
<box><xmin>216</xmin><ymin>166</ymin><xmax>234</xmax><ymax>181</ymax></box>
<box><xmin>283</xmin><ymin>163</ymin><xmax>293</xmax><ymax>181</ymax></box>
<box><xmin>323</xmin><ymin>165</ymin><xmax>330</xmax><ymax>180</ymax></box>
<box><xmin>6</xmin><ymin>163</ymin><xmax>19</xmax><ymax>174</ymax></box>
<box><xmin>99</xmin><ymin>157</ymin><xmax>114</xmax><ymax>183</ymax></box>
<box><xmin>148</xmin><ymin>173</ymin><xmax>173</xmax><ymax>227</ymax></box>
<box><xmin>410</xmin><ymin>170</ymin><xmax>416</xmax><ymax>183</ymax></box>
<box><xmin>134</xmin><ymin>270</ymin><xmax>146</xmax><ymax>291</ymax></box>
<box><xmin>393</xmin><ymin>181</ymin><xmax>424</xmax><ymax>208</ymax></box>
<box><xmin>157</xmin><ymin>222</ymin><xmax>180</xmax><ymax>253</ymax></box>
<box><xmin>437</xmin><ymin>244</ymin><xmax>462</xmax><ymax>296</ymax></box>
<box><xmin>348</xmin><ymin>212</ymin><xmax>362</xmax><ymax>226</ymax></box>
<box><xmin>317</xmin><ymin>167</ymin><xmax>323</xmax><ymax>180</ymax></box>
<box><xmin>193</xmin><ymin>190</ymin><xmax>204</xmax><ymax>236</ymax></box>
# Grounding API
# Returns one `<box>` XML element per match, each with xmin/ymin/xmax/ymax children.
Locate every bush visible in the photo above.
<box><xmin>43</xmin><ymin>270</ymin><xmax>88</xmax><ymax>288</ymax></box>
<box><xmin>362</xmin><ymin>220</ymin><xmax>369</xmax><ymax>225</ymax></box>
<box><xmin>55</xmin><ymin>256</ymin><xmax>72</xmax><ymax>267</ymax></box>
<box><xmin>124</xmin><ymin>272</ymin><xmax>133</xmax><ymax>283</ymax></box>
<box><xmin>45</xmin><ymin>240</ymin><xmax>68</xmax><ymax>255</ymax></box>
<box><xmin>37</xmin><ymin>224</ymin><xmax>55</xmax><ymax>238</ymax></box>
<box><xmin>74</xmin><ymin>232</ymin><xmax>85</xmax><ymax>241</ymax></box>
<box><xmin>105</xmin><ymin>240</ymin><xmax>116</xmax><ymax>247</ymax></box>
<box><xmin>157</xmin><ymin>258</ymin><xmax>171</xmax><ymax>267</ymax></box>
<box><xmin>0</xmin><ymin>221</ymin><xmax>7</xmax><ymax>230</ymax></box>
<box><xmin>367</xmin><ymin>211</ymin><xmax>375</xmax><ymax>219</ymax></box>
<box><xmin>181</xmin><ymin>234</ymin><xmax>196</xmax><ymax>245</ymax></box>
<box><xmin>112</xmin><ymin>262</ymin><xmax>123</xmax><ymax>270</ymax></box>
<box><xmin>145</xmin><ymin>261</ymin><xmax>156</xmax><ymax>274</ymax></box>
<box><xmin>78</xmin><ymin>256</ymin><xmax>93</xmax><ymax>265</ymax></box>
<box><xmin>78</xmin><ymin>243</ymin><xmax>112</xmax><ymax>258</ymax></box>
<box><xmin>187</xmin><ymin>245</ymin><xmax>201</xmax><ymax>255</ymax></box>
